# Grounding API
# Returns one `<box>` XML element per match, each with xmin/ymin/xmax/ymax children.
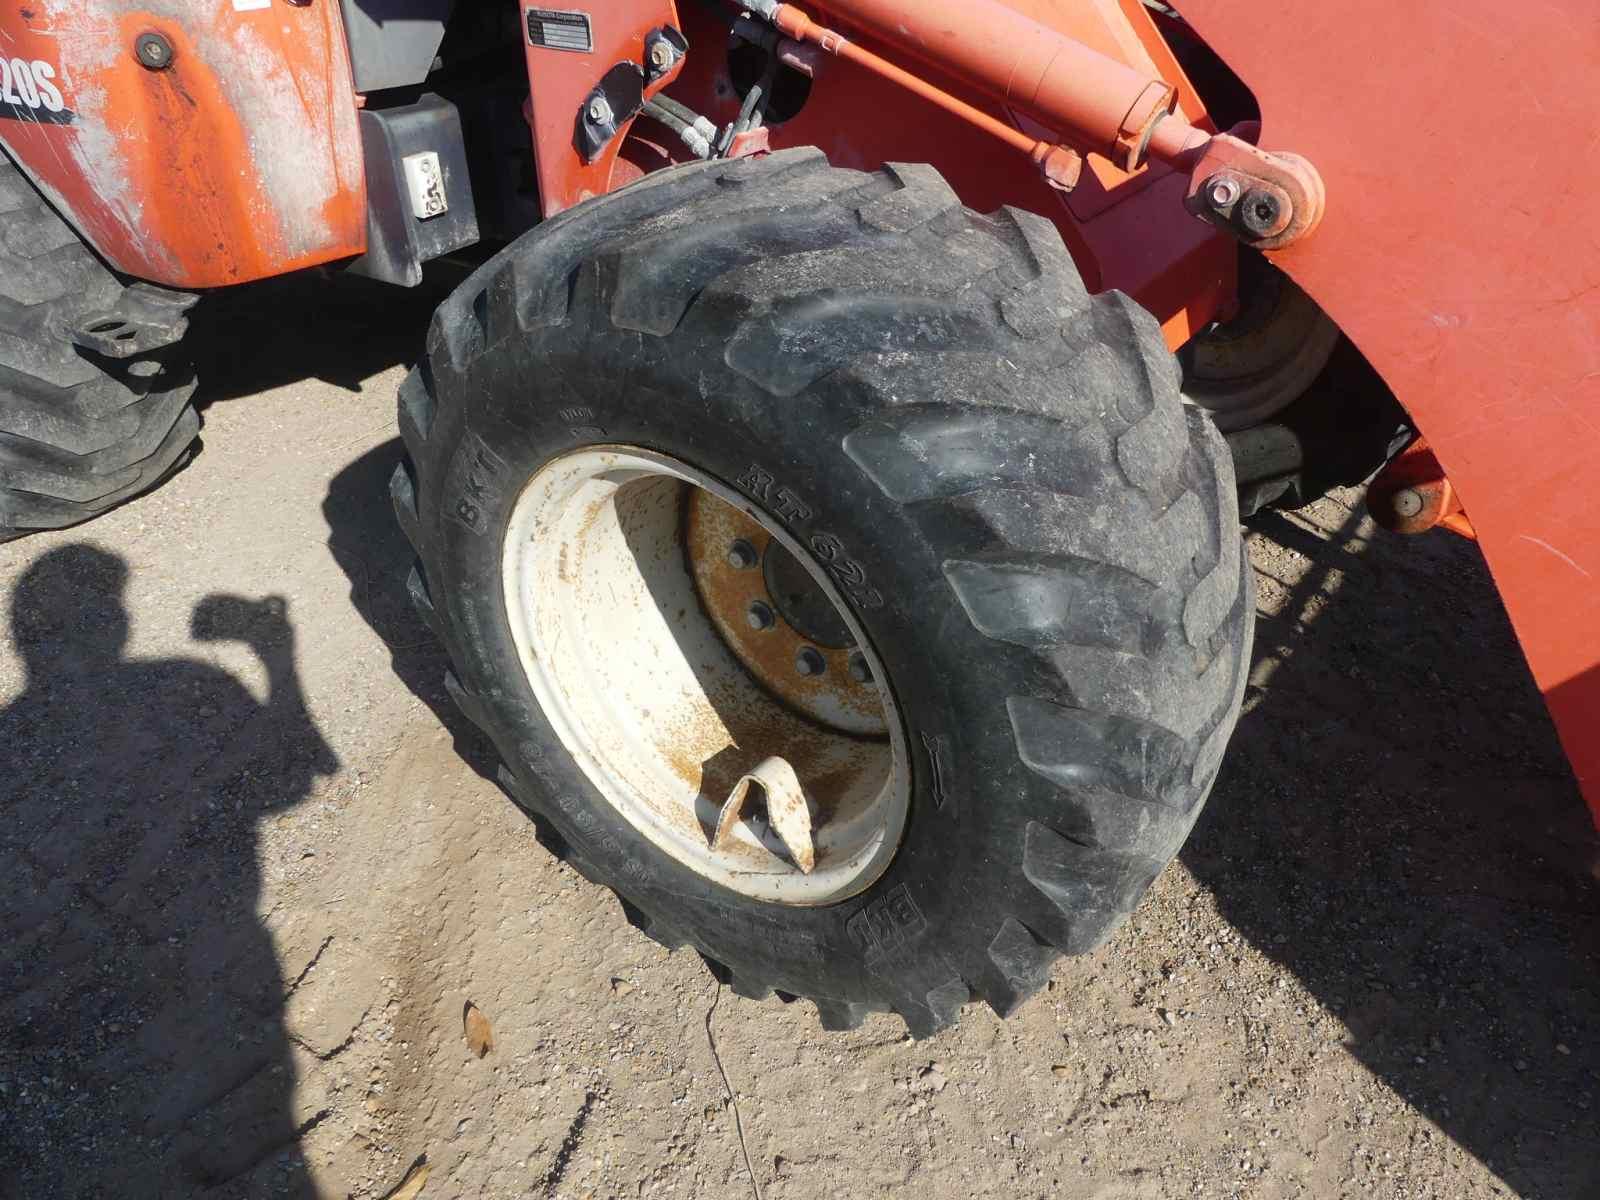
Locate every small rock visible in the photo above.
<box><xmin>1556</xmin><ymin>1044</ymin><xmax>1571</xmax><ymax>1056</ymax></box>
<box><xmin>911</xmin><ymin>1064</ymin><xmax>947</xmax><ymax>1094</ymax></box>
<box><xmin>1514</xmin><ymin>1059</ymin><xmax>1528</xmax><ymax>1072</ymax></box>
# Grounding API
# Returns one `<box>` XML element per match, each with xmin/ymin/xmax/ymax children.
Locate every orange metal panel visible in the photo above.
<box><xmin>1178</xmin><ymin>0</ymin><xmax>1600</xmax><ymax>824</ymax></box>
<box><xmin>0</xmin><ymin>2</ymin><xmax>365</xmax><ymax>289</ymax></box>
<box><xmin>520</xmin><ymin>0</ymin><xmax>682</xmax><ymax>217</ymax></box>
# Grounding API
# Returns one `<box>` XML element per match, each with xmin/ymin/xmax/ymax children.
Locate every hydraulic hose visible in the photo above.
<box><xmin>641</xmin><ymin>99</ymin><xmax>717</xmax><ymax>159</ymax></box>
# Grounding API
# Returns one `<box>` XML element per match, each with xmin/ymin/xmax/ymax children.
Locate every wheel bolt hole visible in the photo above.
<box><xmin>727</xmin><ymin>539</ymin><xmax>758</xmax><ymax>570</ymax></box>
<box><xmin>746</xmin><ymin>600</ymin><xmax>776</xmax><ymax>631</ymax></box>
<box><xmin>847</xmin><ymin>652</ymin><xmax>871</xmax><ymax>684</ymax></box>
<box><xmin>795</xmin><ymin>647</ymin><xmax>825</xmax><ymax>676</ymax></box>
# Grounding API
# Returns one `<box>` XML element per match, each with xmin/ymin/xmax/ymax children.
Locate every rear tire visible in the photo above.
<box><xmin>0</xmin><ymin>160</ymin><xmax>199</xmax><ymax>541</ymax></box>
<box><xmin>396</xmin><ymin>149</ymin><xmax>1252</xmax><ymax>1034</ymax></box>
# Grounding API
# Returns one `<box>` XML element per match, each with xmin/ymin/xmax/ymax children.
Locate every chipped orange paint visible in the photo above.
<box><xmin>0</xmin><ymin>2</ymin><xmax>364</xmax><ymax>288</ymax></box>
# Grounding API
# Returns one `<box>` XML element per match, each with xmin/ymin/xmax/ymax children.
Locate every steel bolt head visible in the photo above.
<box><xmin>727</xmin><ymin>539</ymin><xmax>758</xmax><ymax>570</ymax></box>
<box><xmin>1239</xmin><ymin>188</ymin><xmax>1286</xmax><ymax>237</ymax></box>
<box><xmin>847</xmin><ymin>652</ymin><xmax>872</xmax><ymax>684</ymax></box>
<box><xmin>587</xmin><ymin>96</ymin><xmax>613</xmax><ymax>124</ymax></box>
<box><xmin>795</xmin><ymin>647</ymin><xmax>826</xmax><ymax>677</ymax></box>
<box><xmin>1392</xmin><ymin>487</ymin><xmax>1426</xmax><ymax>519</ymax></box>
<box><xmin>746</xmin><ymin>601</ymin><xmax>776</xmax><ymax>631</ymax></box>
<box><xmin>649</xmin><ymin>40</ymin><xmax>675</xmax><ymax>69</ymax></box>
<box><xmin>1207</xmin><ymin>176</ymin><xmax>1240</xmax><ymax>210</ymax></box>
<box><xmin>135</xmin><ymin>32</ymin><xmax>174</xmax><ymax>70</ymax></box>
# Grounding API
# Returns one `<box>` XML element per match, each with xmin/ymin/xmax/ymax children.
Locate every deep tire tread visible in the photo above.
<box><xmin>0</xmin><ymin>159</ymin><xmax>197</xmax><ymax>540</ymax></box>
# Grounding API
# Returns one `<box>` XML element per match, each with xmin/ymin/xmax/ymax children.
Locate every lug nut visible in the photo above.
<box><xmin>847</xmin><ymin>652</ymin><xmax>872</xmax><ymax>683</ymax></box>
<box><xmin>727</xmin><ymin>539</ymin><xmax>758</xmax><ymax>570</ymax></box>
<box><xmin>795</xmin><ymin>647</ymin><xmax>825</xmax><ymax>677</ymax></box>
<box><xmin>746</xmin><ymin>601</ymin><xmax>776</xmax><ymax>631</ymax></box>
<box><xmin>587</xmin><ymin>96</ymin><xmax>613</xmax><ymax>125</ymax></box>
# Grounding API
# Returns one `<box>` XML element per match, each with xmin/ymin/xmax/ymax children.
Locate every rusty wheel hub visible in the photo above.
<box><xmin>500</xmin><ymin>446</ymin><xmax>908</xmax><ymax>904</ymax></box>
<box><xmin>686</xmin><ymin>490</ymin><xmax>885</xmax><ymax>738</ymax></box>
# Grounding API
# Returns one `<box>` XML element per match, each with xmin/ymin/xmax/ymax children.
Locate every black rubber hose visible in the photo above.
<box><xmin>641</xmin><ymin>100</ymin><xmax>714</xmax><ymax>159</ymax></box>
<box><xmin>641</xmin><ymin>99</ymin><xmax>693</xmax><ymax>138</ymax></box>
<box><xmin>732</xmin><ymin>81</ymin><xmax>764</xmax><ymax>133</ymax></box>
<box><xmin>648</xmin><ymin>94</ymin><xmax>702</xmax><ymax>126</ymax></box>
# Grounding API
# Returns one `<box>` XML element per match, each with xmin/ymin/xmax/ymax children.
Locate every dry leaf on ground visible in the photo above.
<box><xmin>464</xmin><ymin>1001</ymin><xmax>493</xmax><ymax>1057</ymax></box>
<box><xmin>382</xmin><ymin>1159</ymin><xmax>429</xmax><ymax>1200</ymax></box>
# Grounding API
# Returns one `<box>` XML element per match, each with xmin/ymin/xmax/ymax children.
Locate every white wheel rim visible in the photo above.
<box><xmin>502</xmin><ymin>446</ymin><xmax>910</xmax><ymax>904</ymax></box>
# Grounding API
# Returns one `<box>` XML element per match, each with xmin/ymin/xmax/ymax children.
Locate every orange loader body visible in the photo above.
<box><xmin>0</xmin><ymin>2</ymin><xmax>365</xmax><ymax>287</ymax></box>
<box><xmin>1</xmin><ymin>0</ymin><xmax>1596</xmax><ymax>826</ymax></box>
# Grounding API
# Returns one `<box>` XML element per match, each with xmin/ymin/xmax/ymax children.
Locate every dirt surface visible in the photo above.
<box><xmin>2</xmin><ymin>273</ymin><xmax>1598</xmax><ymax>1200</ymax></box>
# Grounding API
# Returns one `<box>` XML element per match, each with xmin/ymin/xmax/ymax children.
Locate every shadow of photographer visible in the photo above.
<box><xmin>0</xmin><ymin>544</ymin><xmax>337</xmax><ymax>1197</ymax></box>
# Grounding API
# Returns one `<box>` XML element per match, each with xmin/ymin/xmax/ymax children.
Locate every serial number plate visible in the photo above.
<box><xmin>526</xmin><ymin>8</ymin><xmax>593</xmax><ymax>53</ymax></box>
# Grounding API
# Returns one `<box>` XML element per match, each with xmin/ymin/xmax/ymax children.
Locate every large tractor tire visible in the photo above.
<box><xmin>396</xmin><ymin>149</ymin><xmax>1252</xmax><ymax>1035</ymax></box>
<box><xmin>0</xmin><ymin>161</ymin><xmax>198</xmax><ymax>541</ymax></box>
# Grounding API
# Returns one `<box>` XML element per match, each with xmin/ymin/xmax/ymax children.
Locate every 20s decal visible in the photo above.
<box><xmin>0</xmin><ymin>59</ymin><xmax>71</xmax><ymax>125</ymax></box>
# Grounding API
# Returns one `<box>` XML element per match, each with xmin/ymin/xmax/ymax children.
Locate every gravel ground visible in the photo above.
<box><xmin>2</xmin><ymin>272</ymin><xmax>1597</xmax><ymax>1200</ymax></box>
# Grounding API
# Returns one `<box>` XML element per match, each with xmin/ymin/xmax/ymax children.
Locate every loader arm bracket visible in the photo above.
<box><xmin>1180</xmin><ymin>127</ymin><xmax>1326</xmax><ymax>251</ymax></box>
<box><xmin>577</xmin><ymin>62</ymin><xmax>645</xmax><ymax>163</ymax></box>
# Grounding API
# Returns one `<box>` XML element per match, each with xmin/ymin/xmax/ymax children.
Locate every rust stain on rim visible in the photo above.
<box><xmin>686</xmin><ymin>488</ymin><xmax>887</xmax><ymax>737</ymax></box>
